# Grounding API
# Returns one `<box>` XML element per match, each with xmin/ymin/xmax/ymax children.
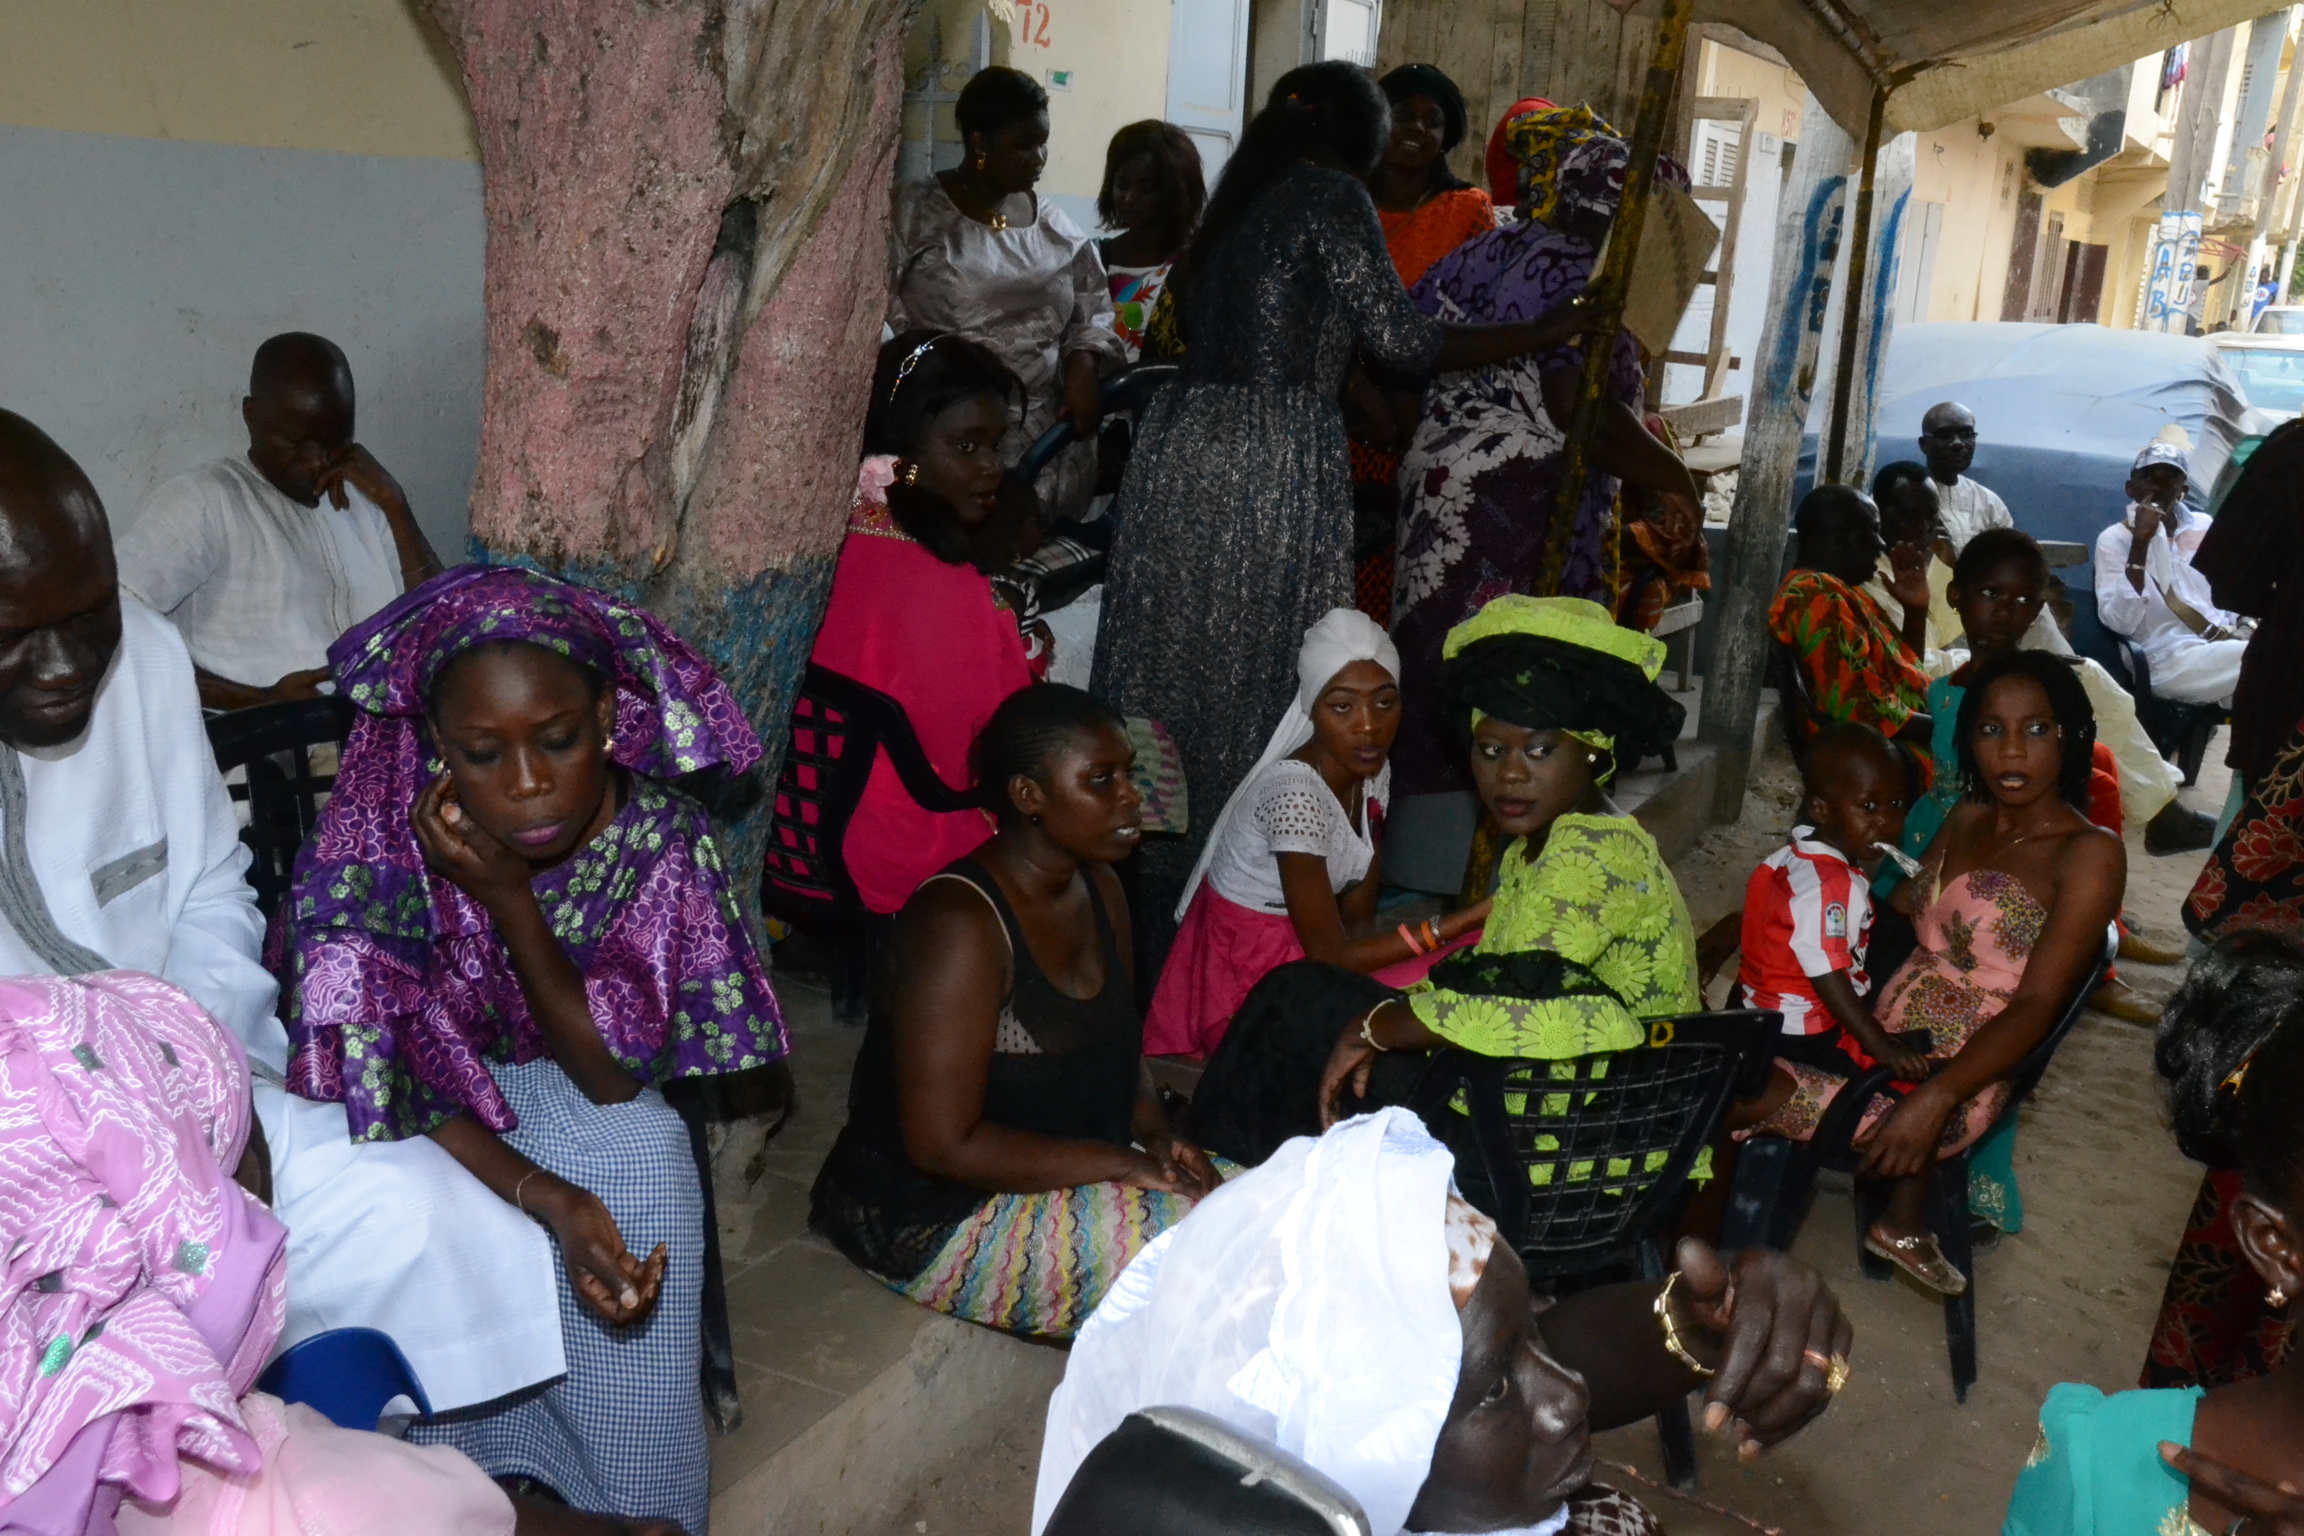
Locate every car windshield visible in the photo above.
<box><xmin>2257</xmin><ymin>308</ymin><xmax>2304</xmax><ymax>335</ymax></box>
<box><xmin>2224</xmin><ymin>347</ymin><xmax>2304</xmax><ymax>412</ymax></box>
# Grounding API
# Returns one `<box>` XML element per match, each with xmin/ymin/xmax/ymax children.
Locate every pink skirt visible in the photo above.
<box><xmin>1144</xmin><ymin>886</ymin><xmax>1306</xmax><ymax>1059</ymax></box>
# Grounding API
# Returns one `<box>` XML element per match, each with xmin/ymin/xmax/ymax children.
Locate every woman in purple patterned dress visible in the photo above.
<box><xmin>1388</xmin><ymin>108</ymin><xmax>1700</xmax><ymax>879</ymax></box>
<box><xmin>272</xmin><ymin>565</ymin><xmax>786</xmax><ymax>1536</ymax></box>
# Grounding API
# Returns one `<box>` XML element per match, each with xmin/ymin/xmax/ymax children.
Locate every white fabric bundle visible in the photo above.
<box><xmin>1176</xmin><ymin>607</ymin><xmax>1401</xmax><ymax>919</ymax></box>
<box><xmin>1031</xmin><ymin>1108</ymin><xmax>1466</xmax><ymax>1536</ymax></box>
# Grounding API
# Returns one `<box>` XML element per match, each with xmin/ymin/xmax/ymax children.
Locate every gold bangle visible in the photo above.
<box><xmin>1358</xmin><ymin>1006</ymin><xmax>1388</xmax><ymax>1052</ymax></box>
<box><xmin>1654</xmin><ymin>1271</ymin><xmax>1716</xmax><ymax>1378</ymax></box>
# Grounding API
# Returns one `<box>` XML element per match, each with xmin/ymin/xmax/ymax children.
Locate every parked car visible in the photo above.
<box><xmin>2253</xmin><ymin>304</ymin><xmax>2304</xmax><ymax>335</ymax></box>
<box><xmin>1838</xmin><ymin>321</ymin><xmax>2254</xmax><ymax>546</ymax></box>
<box><xmin>2209</xmin><ymin>331</ymin><xmax>2304</xmax><ymax>424</ymax></box>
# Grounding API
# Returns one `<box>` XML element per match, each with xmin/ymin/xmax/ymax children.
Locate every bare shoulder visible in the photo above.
<box><xmin>892</xmin><ymin>875</ymin><xmax>1010</xmax><ymax>982</ymax></box>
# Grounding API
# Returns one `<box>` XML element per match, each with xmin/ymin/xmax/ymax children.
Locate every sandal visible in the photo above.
<box><xmin>1865</xmin><ymin>1225</ymin><xmax>1969</xmax><ymax>1295</ymax></box>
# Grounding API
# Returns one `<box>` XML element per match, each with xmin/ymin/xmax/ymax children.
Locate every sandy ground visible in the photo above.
<box><xmin>852</xmin><ymin>738</ymin><xmax>2232</xmax><ymax>1536</ymax></box>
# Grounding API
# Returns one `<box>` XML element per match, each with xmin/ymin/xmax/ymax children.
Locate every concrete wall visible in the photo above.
<box><xmin>0</xmin><ymin>0</ymin><xmax>482</xmax><ymax>554</ymax></box>
<box><xmin>1910</xmin><ymin>125</ymin><xmax>2030</xmax><ymax>322</ymax></box>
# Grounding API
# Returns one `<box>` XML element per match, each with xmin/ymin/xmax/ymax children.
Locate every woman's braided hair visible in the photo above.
<box><xmin>970</xmin><ymin>684</ymin><xmax>1128</xmax><ymax>823</ymax></box>
<box><xmin>2158</xmin><ymin>929</ymin><xmax>2304</xmax><ymax>1201</ymax></box>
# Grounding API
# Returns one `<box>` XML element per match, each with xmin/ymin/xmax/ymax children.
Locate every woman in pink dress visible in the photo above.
<box><xmin>1738</xmin><ymin>651</ymin><xmax>2125</xmax><ymax>1296</ymax></box>
<box><xmin>800</xmin><ymin>332</ymin><xmax>1042</xmax><ymax>918</ymax></box>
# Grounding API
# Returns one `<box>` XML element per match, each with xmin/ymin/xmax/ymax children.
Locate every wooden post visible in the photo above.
<box><xmin>1822</xmin><ymin>88</ymin><xmax>1886</xmax><ymax>485</ymax></box>
<box><xmin>1697</xmin><ymin>93</ymin><xmax>1854</xmax><ymax>821</ymax></box>
<box><xmin>1539</xmin><ymin>0</ymin><xmax>1691</xmax><ymax>587</ymax></box>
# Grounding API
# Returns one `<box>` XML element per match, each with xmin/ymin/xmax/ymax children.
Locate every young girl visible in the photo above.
<box><xmin>1143</xmin><ymin>608</ymin><xmax>1485</xmax><ymax>1060</ymax></box>
<box><xmin>275</xmin><ymin>565</ymin><xmax>787</xmax><ymax>1536</ymax></box>
<box><xmin>1096</xmin><ymin>120</ymin><xmax>1205</xmax><ymax>363</ymax></box>
<box><xmin>795</xmin><ymin>331</ymin><xmax>1042</xmax><ymax>919</ymax></box>
<box><xmin>2004</xmin><ymin>931</ymin><xmax>2304</xmax><ymax>1535</ymax></box>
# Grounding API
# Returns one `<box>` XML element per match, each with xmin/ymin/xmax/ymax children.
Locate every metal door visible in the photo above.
<box><xmin>1167</xmin><ymin>0</ymin><xmax>1254</xmax><ymax>185</ymax></box>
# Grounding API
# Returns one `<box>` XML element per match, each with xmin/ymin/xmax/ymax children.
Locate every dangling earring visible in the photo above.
<box><xmin>974</xmin><ymin>152</ymin><xmax>987</xmax><ymax>171</ymax></box>
<box><xmin>897</xmin><ymin>459</ymin><xmax>920</xmax><ymax>487</ymax></box>
<box><xmin>2274</xmin><ymin>1285</ymin><xmax>2291</xmax><ymax>1307</ymax></box>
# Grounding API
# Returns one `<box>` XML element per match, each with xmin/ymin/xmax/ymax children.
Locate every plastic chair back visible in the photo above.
<box><xmin>256</xmin><ymin>1327</ymin><xmax>432</xmax><ymax>1431</ymax></box>
<box><xmin>1765</xmin><ymin>642</ymin><xmax>1825</xmax><ymax>760</ymax></box>
<box><xmin>761</xmin><ymin>663</ymin><xmax>977</xmax><ymax>922</ymax></box>
<box><xmin>205</xmin><ymin>696</ymin><xmax>357</xmax><ymax>926</ymax></box>
<box><xmin>1042</xmin><ymin>1406</ymin><xmax>1370</xmax><ymax>1536</ymax></box>
<box><xmin>1017</xmin><ymin>366</ymin><xmax>1180</xmax><ymax>483</ymax></box>
<box><xmin>1408</xmin><ymin>1010</ymin><xmax>1778</xmax><ymax>1282</ymax></box>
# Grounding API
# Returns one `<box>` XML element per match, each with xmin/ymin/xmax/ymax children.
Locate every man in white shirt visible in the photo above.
<box><xmin>0</xmin><ymin>410</ymin><xmax>562</xmax><ymax>1411</ymax></box>
<box><xmin>1917</xmin><ymin>401</ymin><xmax>2014</xmax><ymax>554</ymax></box>
<box><xmin>118</xmin><ymin>333</ymin><xmax>443</xmax><ymax>711</ymax></box>
<box><xmin>2093</xmin><ymin>438</ymin><xmax>2249</xmax><ymax>706</ymax></box>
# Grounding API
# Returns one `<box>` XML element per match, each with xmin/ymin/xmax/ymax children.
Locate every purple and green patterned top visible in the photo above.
<box><xmin>273</xmin><ymin>565</ymin><xmax>787</xmax><ymax>1142</ymax></box>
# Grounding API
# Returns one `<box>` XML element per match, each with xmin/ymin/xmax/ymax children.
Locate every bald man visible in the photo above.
<box><xmin>118</xmin><ymin>332</ymin><xmax>443</xmax><ymax>711</ymax></box>
<box><xmin>0</xmin><ymin>411</ymin><xmax>560</xmax><ymax>1410</ymax></box>
<box><xmin>1917</xmin><ymin>401</ymin><xmax>2014</xmax><ymax>555</ymax></box>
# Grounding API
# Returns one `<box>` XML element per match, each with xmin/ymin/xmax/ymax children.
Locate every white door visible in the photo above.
<box><xmin>1167</xmin><ymin>0</ymin><xmax>1253</xmax><ymax>185</ymax></box>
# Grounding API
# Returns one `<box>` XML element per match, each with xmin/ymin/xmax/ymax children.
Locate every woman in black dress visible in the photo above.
<box><xmin>1090</xmin><ymin>61</ymin><xmax>1601</xmax><ymax>941</ymax></box>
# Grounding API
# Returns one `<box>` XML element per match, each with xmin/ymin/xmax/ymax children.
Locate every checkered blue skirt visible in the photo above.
<box><xmin>409</xmin><ymin>1057</ymin><xmax>709</xmax><ymax>1534</ymax></box>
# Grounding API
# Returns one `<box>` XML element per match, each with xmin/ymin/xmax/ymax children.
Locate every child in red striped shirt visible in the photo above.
<box><xmin>1737</xmin><ymin>723</ymin><xmax>1932</xmax><ymax>1082</ymax></box>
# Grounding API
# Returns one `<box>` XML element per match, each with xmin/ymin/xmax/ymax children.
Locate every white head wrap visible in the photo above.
<box><xmin>1175</xmin><ymin>608</ymin><xmax>1401</xmax><ymax>919</ymax></box>
<box><xmin>1031</xmin><ymin>1108</ymin><xmax>1468</xmax><ymax>1536</ymax></box>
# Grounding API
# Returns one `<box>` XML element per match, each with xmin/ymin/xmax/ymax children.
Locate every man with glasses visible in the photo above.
<box><xmin>1917</xmin><ymin>401</ymin><xmax>2012</xmax><ymax>555</ymax></box>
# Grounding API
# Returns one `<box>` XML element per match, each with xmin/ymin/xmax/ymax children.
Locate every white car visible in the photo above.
<box><xmin>2253</xmin><ymin>304</ymin><xmax>2304</xmax><ymax>335</ymax></box>
<box><xmin>2209</xmin><ymin>330</ymin><xmax>2304</xmax><ymax>426</ymax></box>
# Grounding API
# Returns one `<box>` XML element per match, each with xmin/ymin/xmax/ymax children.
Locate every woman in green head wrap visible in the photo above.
<box><xmin>1187</xmin><ymin>595</ymin><xmax>1700</xmax><ymax>1169</ymax></box>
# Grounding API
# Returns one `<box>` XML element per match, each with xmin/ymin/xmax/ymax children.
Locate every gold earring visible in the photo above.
<box><xmin>2274</xmin><ymin>1285</ymin><xmax>2291</xmax><ymax>1307</ymax></box>
<box><xmin>974</xmin><ymin>152</ymin><xmax>987</xmax><ymax>171</ymax></box>
<box><xmin>898</xmin><ymin>459</ymin><xmax>920</xmax><ymax>487</ymax></box>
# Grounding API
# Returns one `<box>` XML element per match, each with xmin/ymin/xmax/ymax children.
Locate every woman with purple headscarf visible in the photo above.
<box><xmin>1387</xmin><ymin>107</ymin><xmax>1701</xmax><ymax>891</ymax></box>
<box><xmin>272</xmin><ymin>566</ymin><xmax>788</xmax><ymax>1536</ymax></box>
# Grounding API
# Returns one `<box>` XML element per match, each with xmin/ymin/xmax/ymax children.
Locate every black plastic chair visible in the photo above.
<box><xmin>205</xmin><ymin>696</ymin><xmax>357</xmax><ymax>927</ymax></box>
<box><xmin>761</xmin><ymin>662</ymin><xmax>980</xmax><ymax>1025</ymax></box>
<box><xmin>1042</xmin><ymin>1406</ymin><xmax>1371</xmax><ymax>1536</ymax></box>
<box><xmin>1722</xmin><ymin>925</ymin><xmax>2117</xmax><ymax>1401</ymax></box>
<box><xmin>1407</xmin><ymin>1009</ymin><xmax>1779</xmax><ymax>1489</ymax></box>
<box><xmin>2064</xmin><ymin>586</ymin><xmax>2220</xmax><ymax>786</ymax></box>
<box><xmin>1766</xmin><ymin>641</ymin><xmax>1829</xmax><ymax>762</ymax></box>
<box><xmin>1017</xmin><ymin>364</ymin><xmax>1179</xmax><ymax>482</ymax></box>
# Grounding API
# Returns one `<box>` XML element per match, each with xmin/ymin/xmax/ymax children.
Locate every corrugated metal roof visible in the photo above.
<box><xmin>1653</xmin><ymin>0</ymin><xmax>2281</xmax><ymax>134</ymax></box>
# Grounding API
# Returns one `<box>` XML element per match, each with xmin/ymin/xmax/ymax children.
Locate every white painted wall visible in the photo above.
<box><xmin>0</xmin><ymin>124</ymin><xmax>483</xmax><ymax>557</ymax></box>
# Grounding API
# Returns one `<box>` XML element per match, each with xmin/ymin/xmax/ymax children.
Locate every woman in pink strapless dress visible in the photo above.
<box><xmin>1739</xmin><ymin>651</ymin><xmax>2125</xmax><ymax>1297</ymax></box>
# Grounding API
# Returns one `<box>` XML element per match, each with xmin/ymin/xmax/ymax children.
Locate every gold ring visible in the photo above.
<box><xmin>1804</xmin><ymin>1348</ymin><xmax>1851</xmax><ymax>1394</ymax></box>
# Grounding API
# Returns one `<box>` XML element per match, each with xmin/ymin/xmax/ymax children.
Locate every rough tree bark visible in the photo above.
<box><xmin>422</xmin><ymin>0</ymin><xmax>912</xmax><ymax>904</ymax></box>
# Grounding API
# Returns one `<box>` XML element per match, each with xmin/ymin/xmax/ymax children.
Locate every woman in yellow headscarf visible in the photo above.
<box><xmin>1187</xmin><ymin>595</ymin><xmax>1698</xmax><ymax>1168</ymax></box>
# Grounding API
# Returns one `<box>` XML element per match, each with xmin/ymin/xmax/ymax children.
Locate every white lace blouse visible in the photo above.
<box><xmin>1203</xmin><ymin>758</ymin><xmax>1387</xmax><ymax>914</ymax></box>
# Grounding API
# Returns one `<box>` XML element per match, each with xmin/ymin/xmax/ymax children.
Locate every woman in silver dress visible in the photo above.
<box><xmin>1089</xmin><ymin>61</ymin><xmax>1602</xmax><ymax>940</ymax></box>
<box><xmin>889</xmin><ymin>66</ymin><xmax>1125</xmax><ymax>521</ymax></box>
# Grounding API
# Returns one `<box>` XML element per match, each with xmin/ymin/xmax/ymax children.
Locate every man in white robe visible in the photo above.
<box><xmin>1918</xmin><ymin>401</ymin><xmax>2014</xmax><ymax>554</ymax></box>
<box><xmin>0</xmin><ymin>409</ymin><xmax>561</xmax><ymax>1412</ymax></box>
<box><xmin>118</xmin><ymin>333</ymin><xmax>443</xmax><ymax>712</ymax></box>
<box><xmin>2094</xmin><ymin>439</ymin><xmax>2248</xmax><ymax>707</ymax></box>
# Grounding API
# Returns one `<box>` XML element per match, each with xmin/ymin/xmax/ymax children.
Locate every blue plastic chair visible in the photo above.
<box><xmin>255</xmin><ymin>1327</ymin><xmax>433</xmax><ymax>1431</ymax></box>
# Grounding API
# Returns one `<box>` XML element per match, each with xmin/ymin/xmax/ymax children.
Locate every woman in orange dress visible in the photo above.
<box><xmin>1348</xmin><ymin>64</ymin><xmax>1496</xmax><ymax>621</ymax></box>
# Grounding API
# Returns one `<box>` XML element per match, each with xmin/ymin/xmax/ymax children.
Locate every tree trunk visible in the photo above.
<box><xmin>422</xmin><ymin>0</ymin><xmax>911</xmax><ymax>903</ymax></box>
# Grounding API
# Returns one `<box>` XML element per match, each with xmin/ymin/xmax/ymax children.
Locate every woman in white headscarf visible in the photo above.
<box><xmin>1033</xmin><ymin>1108</ymin><xmax>1854</xmax><ymax>1536</ymax></box>
<box><xmin>1143</xmin><ymin>609</ymin><xmax>1491</xmax><ymax>1061</ymax></box>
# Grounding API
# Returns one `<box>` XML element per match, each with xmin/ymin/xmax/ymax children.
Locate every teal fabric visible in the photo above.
<box><xmin>1874</xmin><ymin>672</ymin><xmax>1967</xmax><ymax>900</ymax></box>
<box><xmin>1969</xmin><ymin>1114</ymin><xmax>2023</xmax><ymax>1234</ymax></box>
<box><xmin>2002</xmin><ymin>1383</ymin><xmax>2202</xmax><ymax>1536</ymax></box>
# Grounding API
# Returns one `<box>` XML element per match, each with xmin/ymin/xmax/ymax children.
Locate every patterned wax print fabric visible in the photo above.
<box><xmin>277</xmin><ymin>564</ymin><xmax>785</xmax><ymax>1140</ymax></box>
<box><xmin>0</xmin><ymin>971</ymin><xmax>287</xmax><ymax>1530</ymax></box>
<box><xmin>2185</xmin><ymin>712</ymin><xmax>2304</xmax><ymax>941</ymax></box>
<box><xmin>1405</xmin><ymin>813</ymin><xmax>1698</xmax><ymax>1057</ymax></box>
<box><xmin>2001</xmin><ymin>1383</ymin><xmax>2204</xmax><ymax>1536</ymax></box>
<box><xmin>1767</xmin><ymin>569</ymin><xmax>1933</xmax><ymax>744</ymax></box>
<box><xmin>1749</xmin><ymin>871</ymin><xmax>2039</xmax><ymax>1151</ymax></box>
<box><xmin>1389</xmin><ymin>219</ymin><xmax>1644</xmax><ymax>794</ymax></box>
<box><xmin>2143</xmin><ymin>1168</ymin><xmax>2292</xmax><ymax>1390</ymax></box>
<box><xmin>1091</xmin><ymin>164</ymin><xmax>1443</xmax><ymax>937</ymax></box>
<box><xmin>1104</xmin><ymin>257</ymin><xmax>1175</xmax><ymax>363</ymax></box>
<box><xmin>1501</xmin><ymin>106</ymin><xmax>1630</xmax><ymax>231</ymax></box>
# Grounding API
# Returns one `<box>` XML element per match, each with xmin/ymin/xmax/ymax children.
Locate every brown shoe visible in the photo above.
<box><xmin>1865</xmin><ymin>1225</ymin><xmax>1969</xmax><ymax>1295</ymax></box>
<box><xmin>2118</xmin><ymin>927</ymin><xmax>2186</xmax><ymax>966</ymax></box>
<box><xmin>2089</xmin><ymin>979</ymin><xmax>2163</xmax><ymax>1025</ymax></box>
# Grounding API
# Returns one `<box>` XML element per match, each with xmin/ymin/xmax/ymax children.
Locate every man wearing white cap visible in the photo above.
<box><xmin>2093</xmin><ymin>436</ymin><xmax>2249</xmax><ymax>706</ymax></box>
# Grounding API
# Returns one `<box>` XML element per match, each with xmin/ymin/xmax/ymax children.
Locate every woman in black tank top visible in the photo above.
<box><xmin>812</xmin><ymin>685</ymin><xmax>1218</xmax><ymax>1338</ymax></box>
